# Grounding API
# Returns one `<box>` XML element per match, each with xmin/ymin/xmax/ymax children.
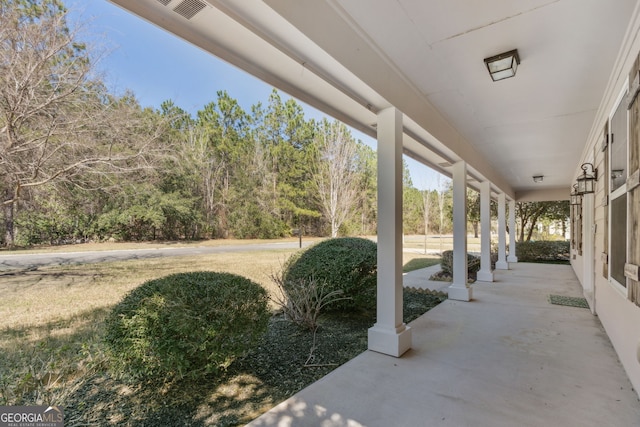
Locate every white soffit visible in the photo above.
<box><xmin>108</xmin><ymin>0</ymin><xmax>383</xmax><ymax>136</ymax></box>
<box><xmin>265</xmin><ymin>0</ymin><xmax>637</xmax><ymax>198</ymax></box>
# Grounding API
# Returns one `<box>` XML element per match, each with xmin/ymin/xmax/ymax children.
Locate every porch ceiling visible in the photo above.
<box><xmin>109</xmin><ymin>0</ymin><xmax>638</xmax><ymax>200</ymax></box>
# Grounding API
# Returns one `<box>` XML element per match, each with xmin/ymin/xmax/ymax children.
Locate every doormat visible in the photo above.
<box><xmin>548</xmin><ymin>294</ymin><xmax>589</xmax><ymax>308</ymax></box>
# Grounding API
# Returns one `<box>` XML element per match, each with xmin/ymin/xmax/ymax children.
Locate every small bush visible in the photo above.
<box><xmin>270</xmin><ymin>269</ymin><xmax>349</xmax><ymax>330</ymax></box>
<box><xmin>104</xmin><ymin>272</ymin><xmax>270</xmax><ymax>380</ymax></box>
<box><xmin>516</xmin><ymin>240</ymin><xmax>570</xmax><ymax>263</ymax></box>
<box><xmin>284</xmin><ymin>237</ymin><xmax>377</xmax><ymax>312</ymax></box>
<box><xmin>440</xmin><ymin>250</ymin><xmax>481</xmax><ymax>275</ymax></box>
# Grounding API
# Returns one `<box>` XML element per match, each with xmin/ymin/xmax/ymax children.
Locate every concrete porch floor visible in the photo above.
<box><xmin>247</xmin><ymin>263</ymin><xmax>640</xmax><ymax>427</ymax></box>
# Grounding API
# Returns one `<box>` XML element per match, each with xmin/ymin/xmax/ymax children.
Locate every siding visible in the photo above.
<box><xmin>574</xmin><ymin>6</ymin><xmax>640</xmax><ymax>398</ymax></box>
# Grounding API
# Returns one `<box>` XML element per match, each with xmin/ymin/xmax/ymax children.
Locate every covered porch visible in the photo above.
<box><xmin>247</xmin><ymin>262</ymin><xmax>640</xmax><ymax>426</ymax></box>
<box><xmin>109</xmin><ymin>0</ymin><xmax>640</xmax><ymax>415</ymax></box>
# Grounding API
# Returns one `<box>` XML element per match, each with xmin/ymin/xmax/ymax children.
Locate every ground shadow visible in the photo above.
<box><xmin>62</xmin><ymin>313</ymin><xmax>372</xmax><ymax>426</ymax></box>
<box><xmin>0</xmin><ymin>306</ymin><xmax>110</xmax><ymax>407</ymax></box>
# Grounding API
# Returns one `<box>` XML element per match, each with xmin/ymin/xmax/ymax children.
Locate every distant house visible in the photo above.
<box><xmin>111</xmin><ymin>0</ymin><xmax>640</xmax><ymax>397</ymax></box>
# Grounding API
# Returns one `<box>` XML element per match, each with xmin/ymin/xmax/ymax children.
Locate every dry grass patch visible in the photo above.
<box><xmin>402</xmin><ymin>235</ymin><xmax>481</xmax><ymax>253</ymax></box>
<box><xmin>0</xmin><ymin>249</ymin><xmax>297</xmax><ymax>328</ymax></box>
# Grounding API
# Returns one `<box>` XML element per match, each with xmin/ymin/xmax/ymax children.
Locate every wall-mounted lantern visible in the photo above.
<box><xmin>576</xmin><ymin>163</ymin><xmax>597</xmax><ymax>195</ymax></box>
<box><xmin>570</xmin><ymin>184</ymin><xmax>582</xmax><ymax>205</ymax></box>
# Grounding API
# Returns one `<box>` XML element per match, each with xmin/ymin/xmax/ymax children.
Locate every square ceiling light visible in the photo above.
<box><xmin>484</xmin><ymin>49</ymin><xmax>520</xmax><ymax>81</ymax></box>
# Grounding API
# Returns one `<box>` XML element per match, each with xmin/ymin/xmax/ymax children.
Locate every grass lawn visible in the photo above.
<box><xmin>0</xmin><ymin>245</ymin><xmax>443</xmax><ymax>426</ymax></box>
<box><xmin>403</xmin><ymin>256</ymin><xmax>440</xmax><ymax>272</ymax></box>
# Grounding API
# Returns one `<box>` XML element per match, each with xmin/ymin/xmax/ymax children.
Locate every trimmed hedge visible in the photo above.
<box><xmin>515</xmin><ymin>240</ymin><xmax>570</xmax><ymax>263</ymax></box>
<box><xmin>104</xmin><ymin>272</ymin><xmax>270</xmax><ymax>380</ymax></box>
<box><xmin>283</xmin><ymin>237</ymin><xmax>377</xmax><ymax>312</ymax></box>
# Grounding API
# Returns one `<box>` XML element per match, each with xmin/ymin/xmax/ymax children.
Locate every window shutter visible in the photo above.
<box><xmin>577</xmin><ymin>205</ymin><xmax>583</xmax><ymax>256</ymax></box>
<box><xmin>602</xmin><ymin>125</ymin><xmax>609</xmax><ymax>279</ymax></box>
<box><xmin>627</xmin><ymin>60</ymin><xmax>640</xmax><ymax>306</ymax></box>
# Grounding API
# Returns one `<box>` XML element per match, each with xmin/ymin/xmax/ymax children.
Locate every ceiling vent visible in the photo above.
<box><xmin>173</xmin><ymin>0</ymin><xmax>206</xmax><ymax>20</ymax></box>
<box><xmin>156</xmin><ymin>0</ymin><xmax>172</xmax><ymax>6</ymax></box>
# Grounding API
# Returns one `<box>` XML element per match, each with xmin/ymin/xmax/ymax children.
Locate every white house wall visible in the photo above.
<box><xmin>572</xmin><ymin>2</ymin><xmax>640</xmax><ymax>398</ymax></box>
<box><xmin>573</xmin><ymin>254</ymin><xmax>585</xmax><ymax>285</ymax></box>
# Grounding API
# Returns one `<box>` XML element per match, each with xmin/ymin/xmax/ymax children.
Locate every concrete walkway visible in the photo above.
<box><xmin>402</xmin><ymin>264</ymin><xmax>449</xmax><ymax>292</ymax></box>
<box><xmin>247</xmin><ymin>263</ymin><xmax>640</xmax><ymax>427</ymax></box>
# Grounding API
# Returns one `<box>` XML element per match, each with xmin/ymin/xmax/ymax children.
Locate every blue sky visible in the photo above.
<box><xmin>69</xmin><ymin>0</ymin><xmax>442</xmax><ymax>190</ymax></box>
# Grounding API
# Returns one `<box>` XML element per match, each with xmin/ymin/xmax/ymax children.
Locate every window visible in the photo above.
<box><xmin>608</xmin><ymin>90</ymin><xmax>628</xmax><ymax>289</ymax></box>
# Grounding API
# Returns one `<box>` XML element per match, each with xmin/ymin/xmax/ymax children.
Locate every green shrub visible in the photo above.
<box><xmin>515</xmin><ymin>240</ymin><xmax>570</xmax><ymax>263</ymax></box>
<box><xmin>440</xmin><ymin>250</ymin><xmax>481</xmax><ymax>275</ymax></box>
<box><xmin>104</xmin><ymin>272</ymin><xmax>270</xmax><ymax>380</ymax></box>
<box><xmin>284</xmin><ymin>237</ymin><xmax>377</xmax><ymax>312</ymax></box>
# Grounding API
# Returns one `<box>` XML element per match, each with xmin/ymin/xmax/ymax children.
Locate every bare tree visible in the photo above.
<box><xmin>436</xmin><ymin>175</ymin><xmax>448</xmax><ymax>254</ymax></box>
<box><xmin>313</xmin><ymin>119</ymin><xmax>360</xmax><ymax>237</ymax></box>
<box><xmin>0</xmin><ymin>1</ymin><xmax>162</xmax><ymax>246</ymax></box>
<box><xmin>421</xmin><ymin>189</ymin><xmax>432</xmax><ymax>254</ymax></box>
<box><xmin>183</xmin><ymin>123</ymin><xmax>225</xmax><ymax>233</ymax></box>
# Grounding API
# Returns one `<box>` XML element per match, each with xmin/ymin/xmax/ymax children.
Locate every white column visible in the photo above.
<box><xmin>477</xmin><ymin>181</ymin><xmax>494</xmax><ymax>282</ymax></box>
<box><xmin>507</xmin><ymin>199</ymin><xmax>518</xmax><ymax>262</ymax></box>
<box><xmin>448</xmin><ymin>161</ymin><xmax>472</xmax><ymax>301</ymax></box>
<box><xmin>368</xmin><ymin>107</ymin><xmax>411</xmax><ymax>357</ymax></box>
<box><xmin>496</xmin><ymin>192</ymin><xmax>509</xmax><ymax>270</ymax></box>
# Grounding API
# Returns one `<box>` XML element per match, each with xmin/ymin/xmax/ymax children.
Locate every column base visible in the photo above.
<box><xmin>368</xmin><ymin>324</ymin><xmax>412</xmax><ymax>357</ymax></box>
<box><xmin>448</xmin><ymin>284</ymin><xmax>473</xmax><ymax>301</ymax></box>
<box><xmin>495</xmin><ymin>260</ymin><xmax>509</xmax><ymax>270</ymax></box>
<box><xmin>584</xmin><ymin>290</ymin><xmax>596</xmax><ymax>315</ymax></box>
<box><xmin>507</xmin><ymin>255</ymin><xmax>518</xmax><ymax>263</ymax></box>
<box><xmin>476</xmin><ymin>269</ymin><xmax>494</xmax><ymax>282</ymax></box>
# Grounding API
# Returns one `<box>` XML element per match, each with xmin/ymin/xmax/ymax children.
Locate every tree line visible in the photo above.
<box><xmin>0</xmin><ymin>0</ymin><xmax>566</xmax><ymax>248</ymax></box>
<box><xmin>0</xmin><ymin>0</ymin><xmax>381</xmax><ymax>246</ymax></box>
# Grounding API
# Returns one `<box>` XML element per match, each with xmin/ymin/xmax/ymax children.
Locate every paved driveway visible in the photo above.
<box><xmin>0</xmin><ymin>241</ymin><xmax>313</xmax><ymax>271</ymax></box>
